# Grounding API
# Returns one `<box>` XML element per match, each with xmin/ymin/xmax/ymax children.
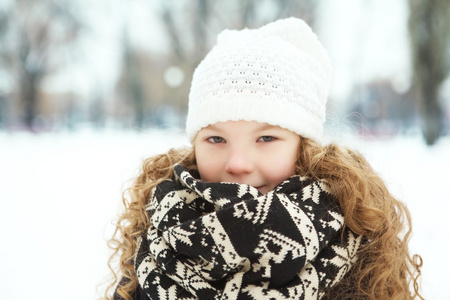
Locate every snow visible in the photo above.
<box><xmin>0</xmin><ymin>129</ymin><xmax>448</xmax><ymax>299</ymax></box>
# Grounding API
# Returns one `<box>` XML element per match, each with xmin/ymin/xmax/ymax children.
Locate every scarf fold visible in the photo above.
<box><xmin>135</xmin><ymin>165</ymin><xmax>362</xmax><ymax>300</ymax></box>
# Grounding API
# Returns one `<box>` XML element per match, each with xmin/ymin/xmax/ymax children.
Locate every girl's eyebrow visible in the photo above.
<box><xmin>203</xmin><ymin>123</ymin><xmax>280</xmax><ymax>134</ymax></box>
<box><xmin>201</xmin><ymin>124</ymin><xmax>224</xmax><ymax>133</ymax></box>
<box><xmin>255</xmin><ymin>124</ymin><xmax>278</xmax><ymax>132</ymax></box>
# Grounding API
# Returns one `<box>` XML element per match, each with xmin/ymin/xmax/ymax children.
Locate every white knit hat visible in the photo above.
<box><xmin>186</xmin><ymin>17</ymin><xmax>332</xmax><ymax>144</ymax></box>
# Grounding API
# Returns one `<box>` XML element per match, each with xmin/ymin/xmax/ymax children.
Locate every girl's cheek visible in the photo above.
<box><xmin>197</xmin><ymin>157</ymin><xmax>222</xmax><ymax>182</ymax></box>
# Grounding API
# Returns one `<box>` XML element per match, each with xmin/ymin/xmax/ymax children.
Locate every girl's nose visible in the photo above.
<box><xmin>224</xmin><ymin>146</ymin><xmax>254</xmax><ymax>175</ymax></box>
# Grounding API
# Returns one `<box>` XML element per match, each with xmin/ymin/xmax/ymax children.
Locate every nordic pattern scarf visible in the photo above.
<box><xmin>135</xmin><ymin>165</ymin><xmax>362</xmax><ymax>299</ymax></box>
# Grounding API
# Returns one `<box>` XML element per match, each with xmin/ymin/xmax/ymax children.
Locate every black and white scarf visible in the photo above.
<box><xmin>135</xmin><ymin>165</ymin><xmax>362</xmax><ymax>299</ymax></box>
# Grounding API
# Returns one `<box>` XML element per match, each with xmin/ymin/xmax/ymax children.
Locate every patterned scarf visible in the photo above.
<box><xmin>135</xmin><ymin>165</ymin><xmax>362</xmax><ymax>299</ymax></box>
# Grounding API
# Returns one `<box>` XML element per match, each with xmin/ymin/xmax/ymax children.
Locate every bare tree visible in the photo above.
<box><xmin>160</xmin><ymin>0</ymin><xmax>188</xmax><ymax>62</ymax></box>
<box><xmin>231</xmin><ymin>0</ymin><xmax>318</xmax><ymax>33</ymax></box>
<box><xmin>116</xmin><ymin>28</ymin><xmax>146</xmax><ymax>128</ymax></box>
<box><xmin>408</xmin><ymin>0</ymin><xmax>450</xmax><ymax>145</ymax></box>
<box><xmin>159</xmin><ymin>0</ymin><xmax>212</xmax><ymax>64</ymax></box>
<box><xmin>0</xmin><ymin>0</ymin><xmax>80</xmax><ymax>130</ymax></box>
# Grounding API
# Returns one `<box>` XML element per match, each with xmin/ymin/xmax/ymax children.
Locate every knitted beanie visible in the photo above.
<box><xmin>186</xmin><ymin>17</ymin><xmax>332</xmax><ymax>144</ymax></box>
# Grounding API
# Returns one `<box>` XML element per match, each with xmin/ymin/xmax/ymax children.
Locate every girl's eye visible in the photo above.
<box><xmin>258</xmin><ymin>136</ymin><xmax>276</xmax><ymax>142</ymax></box>
<box><xmin>208</xmin><ymin>136</ymin><xmax>225</xmax><ymax>143</ymax></box>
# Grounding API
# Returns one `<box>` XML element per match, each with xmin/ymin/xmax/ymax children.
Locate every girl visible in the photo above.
<box><xmin>105</xmin><ymin>18</ymin><xmax>422</xmax><ymax>299</ymax></box>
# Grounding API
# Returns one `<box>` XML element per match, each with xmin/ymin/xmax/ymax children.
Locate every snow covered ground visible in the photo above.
<box><xmin>0</xmin><ymin>129</ymin><xmax>448</xmax><ymax>299</ymax></box>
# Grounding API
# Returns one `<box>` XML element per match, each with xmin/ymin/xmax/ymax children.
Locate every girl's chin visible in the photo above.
<box><xmin>255</xmin><ymin>185</ymin><xmax>270</xmax><ymax>194</ymax></box>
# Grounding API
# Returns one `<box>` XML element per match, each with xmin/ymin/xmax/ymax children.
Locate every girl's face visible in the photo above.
<box><xmin>194</xmin><ymin>120</ymin><xmax>300</xmax><ymax>194</ymax></box>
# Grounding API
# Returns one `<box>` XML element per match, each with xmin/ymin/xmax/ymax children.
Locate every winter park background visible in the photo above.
<box><xmin>1</xmin><ymin>0</ymin><xmax>450</xmax><ymax>299</ymax></box>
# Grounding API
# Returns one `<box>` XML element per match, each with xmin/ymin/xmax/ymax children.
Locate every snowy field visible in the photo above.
<box><xmin>0</xmin><ymin>129</ymin><xmax>449</xmax><ymax>299</ymax></box>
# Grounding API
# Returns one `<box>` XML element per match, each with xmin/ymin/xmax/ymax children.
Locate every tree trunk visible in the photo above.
<box><xmin>408</xmin><ymin>0</ymin><xmax>450</xmax><ymax>145</ymax></box>
<box><xmin>422</xmin><ymin>84</ymin><xmax>443</xmax><ymax>145</ymax></box>
<box><xmin>20</xmin><ymin>70</ymin><xmax>41</xmax><ymax>131</ymax></box>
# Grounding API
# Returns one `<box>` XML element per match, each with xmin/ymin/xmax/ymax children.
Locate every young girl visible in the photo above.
<box><xmin>105</xmin><ymin>18</ymin><xmax>422</xmax><ymax>300</ymax></box>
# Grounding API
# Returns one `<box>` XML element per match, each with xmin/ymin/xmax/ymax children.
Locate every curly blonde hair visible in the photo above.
<box><xmin>102</xmin><ymin>137</ymin><xmax>422</xmax><ymax>300</ymax></box>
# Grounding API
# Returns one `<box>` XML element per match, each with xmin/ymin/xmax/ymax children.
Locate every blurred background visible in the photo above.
<box><xmin>0</xmin><ymin>0</ymin><xmax>449</xmax><ymax>299</ymax></box>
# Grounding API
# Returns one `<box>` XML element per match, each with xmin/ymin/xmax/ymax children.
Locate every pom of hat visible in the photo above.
<box><xmin>186</xmin><ymin>17</ymin><xmax>332</xmax><ymax>145</ymax></box>
<box><xmin>217</xmin><ymin>18</ymin><xmax>332</xmax><ymax>86</ymax></box>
